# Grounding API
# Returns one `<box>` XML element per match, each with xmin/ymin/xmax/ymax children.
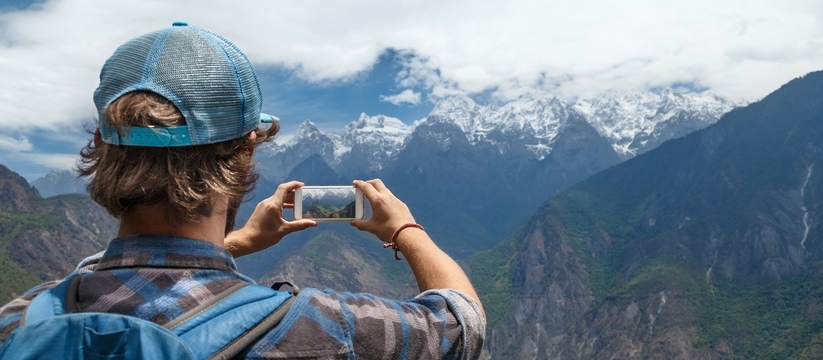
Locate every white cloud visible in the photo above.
<box><xmin>0</xmin><ymin>135</ymin><xmax>33</xmax><ymax>152</ymax></box>
<box><xmin>430</xmin><ymin>84</ymin><xmax>465</xmax><ymax>100</ymax></box>
<box><xmin>0</xmin><ymin>134</ymin><xmax>78</xmax><ymax>180</ymax></box>
<box><xmin>379</xmin><ymin>89</ymin><xmax>421</xmax><ymax>106</ymax></box>
<box><xmin>23</xmin><ymin>152</ymin><xmax>78</xmax><ymax>171</ymax></box>
<box><xmin>0</xmin><ymin>0</ymin><xmax>821</xmax><ymax>136</ymax></box>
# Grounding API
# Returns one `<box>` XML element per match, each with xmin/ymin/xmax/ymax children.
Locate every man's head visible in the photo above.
<box><xmin>78</xmin><ymin>23</ymin><xmax>278</xmax><ymax>233</ymax></box>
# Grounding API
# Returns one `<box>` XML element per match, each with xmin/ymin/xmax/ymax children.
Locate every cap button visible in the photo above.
<box><xmin>172</xmin><ymin>21</ymin><xmax>188</xmax><ymax>27</ymax></box>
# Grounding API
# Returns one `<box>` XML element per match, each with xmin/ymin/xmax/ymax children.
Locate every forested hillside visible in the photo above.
<box><xmin>472</xmin><ymin>71</ymin><xmax>823</xmax><ymax>358</ymax></box>
<box><xmin>0</xmin><ymin>165</ymin><xmax>114</xmax><ymax>303</ymax></box>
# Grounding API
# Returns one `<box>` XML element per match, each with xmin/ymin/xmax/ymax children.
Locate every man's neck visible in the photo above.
<box><xmin>117</xmin><ymin>203</ymin><xmax>228</xmax><ymax>246</ymax></box>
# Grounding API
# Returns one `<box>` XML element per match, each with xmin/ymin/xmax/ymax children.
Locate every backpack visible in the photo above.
<box><xmin>0</xmin><ymin>274</ymin><xmax>295</xmax><ymax>360</ymax></box>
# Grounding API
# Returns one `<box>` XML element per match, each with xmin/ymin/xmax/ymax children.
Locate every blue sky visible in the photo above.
<box><xmin>1</xmin><ymin>0</ymin><xmax>821</xmax><ymax>180</ymax></box>
<box><xmin>259</xmin><ymin>49</ymin><xmax>435</xmax><ymax>135</ymax></box>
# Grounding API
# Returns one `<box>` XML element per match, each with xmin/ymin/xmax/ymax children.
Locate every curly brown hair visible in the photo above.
<box><xmin>78</xmin><ymin>91</ymin><xmax>278</xmax><ymax>234</ymax></box>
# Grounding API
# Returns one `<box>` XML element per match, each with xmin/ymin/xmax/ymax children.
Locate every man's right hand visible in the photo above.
<box><xmin>349</xmin><ymin>179</ymin><xmax>485</xmax><ymax>319</ymax></box>
<box><xmin>350</xmin><ymin>179</ymin><xmax>417</xmax><ymax>243</ymax></box>
<box><xmin>225</xmin><ymin>181</ymin><xmax>316</xmax><ymax>257</ymax></box>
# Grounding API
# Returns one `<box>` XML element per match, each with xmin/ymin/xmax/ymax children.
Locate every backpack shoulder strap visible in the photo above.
<box><xmin>21</xmin><ymin>273</ymin><xmax>80</xmax><ymax>325</ymax></box>
<box><xmin>166</xmin><ymin>283</ymin><xmax>296</xmax><ymax>360</ymax></box>
<box><xmin>163</xmin><ymin>282</ymin><xmax>251</xmax><ymax>330</ymax></box>
<box><xmin>212</xmin><ymin>294</ymin><xmax>295</xmax><ymax>359</ymax></box>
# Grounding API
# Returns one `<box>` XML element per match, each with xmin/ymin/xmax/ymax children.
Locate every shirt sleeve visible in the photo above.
<box><xmin>414</xmin><ymin>289</ymin><xmax>486</xmax><ymax>358</ymax></box>
<box><xmin>243</xmin><ymin>287</ymin><xmax>486</xmax><ymax>359</ymax></box>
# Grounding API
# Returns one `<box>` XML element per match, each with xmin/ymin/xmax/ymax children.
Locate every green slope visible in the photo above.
<box><xmin>471</xmin><ymin>71</ymin><xmax>823</xmax><ymax>358</ymax></box>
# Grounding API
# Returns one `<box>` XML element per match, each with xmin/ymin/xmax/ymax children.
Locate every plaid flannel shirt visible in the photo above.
<box><xmin>0</xmin><ymin>235</ymin><xmax>485</xmax><ymax>359</ymax></box>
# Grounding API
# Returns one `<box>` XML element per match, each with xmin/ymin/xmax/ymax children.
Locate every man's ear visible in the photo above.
<box><xmin>245</xmin><ymin>131</ymin><xmax>257</xmax><ymax>156</ymax></box>
<box><xmin>93</xmin><ymin>129</ymin><xmax>103</xmax><ymax>147</ymax></box>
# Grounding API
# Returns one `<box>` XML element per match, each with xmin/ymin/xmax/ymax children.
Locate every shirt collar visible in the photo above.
<box><xmin>97</xmin><ymin>235</ymin><xmax>238</xmax><ymax>272</ymax></box>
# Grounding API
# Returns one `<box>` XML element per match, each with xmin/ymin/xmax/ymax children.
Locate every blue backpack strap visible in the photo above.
<box><xmin>212</xmin><ymin>294</ymin><xmax>295</xmax><ymax>358</ymax></box>
<box><xmin>21</xmin><ymin>273</ymin><xmax>80</xmax><ymax>325</ymax></box>
<box><xmin>169</xmin><ymin>284</ymin><xmax>294</xmax><ymax>359</ymax></box>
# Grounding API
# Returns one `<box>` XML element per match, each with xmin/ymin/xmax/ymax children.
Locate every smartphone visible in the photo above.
<box><xmin>294</xmin><ymin>186</ymin><xmax>364</xmax><ymax>221</ymax></box>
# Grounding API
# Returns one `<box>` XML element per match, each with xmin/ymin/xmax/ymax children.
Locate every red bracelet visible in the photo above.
<box><xmin>383</xmin><ymin>223</ymin><xmax>425</xmax><ymax>261</ymax></box>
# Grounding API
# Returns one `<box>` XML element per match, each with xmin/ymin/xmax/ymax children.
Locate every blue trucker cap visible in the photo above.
<box><xmin>93</xmin><ymin>22</ymin><xmax>278</xmax><ymax>147</ymax></box>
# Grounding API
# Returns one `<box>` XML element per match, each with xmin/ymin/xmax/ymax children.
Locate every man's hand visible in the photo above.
<box><xmin>225</xmin><ymin>181</ymin><xmax>316</xmax><ymax>257</ymax></box>
<box><xmin>349</xmin><ymin>179</ymin><xmax>485</xmax><ymax>318</ymax></box>
<box><xmin>350</xmin><ymin>179</ymin><xmax>416</xmax><ymax>243</ymax></box>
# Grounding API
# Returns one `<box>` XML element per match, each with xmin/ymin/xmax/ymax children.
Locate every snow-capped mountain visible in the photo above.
<box><xmin>424</xmin><ymin>94</ymin><xmax>577</xmax><ymax>160</ymax></box>
<box><xmin>575</xmin><ymin>88</ymin><xmax>744</xmax><ymax>157</ymax></box>
<box><xmin>31</xmin><ymin>88</ymin><xmax>741</xmax><ymax>198</ymax></box>
<box><xmin>336</xmin><ymin>114</ymin><xmax>412</xmax><ymax>174</ymax></box>
<box><xmin>257</xmin><ymin>114</ymin><xmax>413</xmax><ymax>181</ymax></box>
<box><xmin>256</xmin><ymin>119</ymin><xmax>337</xmax><ymax>181</ymax></box>
<box><xmin>249</xmin><ymin>87</ymin><xmax>744</xmax><ymax>257</ymax></box>
<box><xmin>339</xmin><ymin>114</ymin><xmax>412</xmax><ymax>154</ymax></box>
<box><xmin>255</xmin><ymin>89</ymin><xmax>744</xmax><ymax>185</ymax></box>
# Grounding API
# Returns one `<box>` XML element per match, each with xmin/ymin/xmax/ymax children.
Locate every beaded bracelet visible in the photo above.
<box><xmin>382</xmin><ymin>223</ymin><xmax>425</xmax><ymax>260</ymax></box>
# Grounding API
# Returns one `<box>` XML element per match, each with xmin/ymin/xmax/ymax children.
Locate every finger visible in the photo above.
<box><xmin>366</xmin><ymin>178</ymin><xmax>389</xmax><ymax>192</ymax></box>
<box><xmin>350</xmin><ymin>218</ymin><xmax>370</xmax><ymax>232</ymax></box>
<box><xmin>367</xmin><ymin>178</ymin><xmax>395</xmax><ymax>198</ymax></box>
<box><xmin>273</xmin><ymin>181</ymin><xmax>304</xmax><ymax>204</ymax></box>
<box><xmin>282</xmin><ymin>189</ymin><xmax>296</xmax><ymax>209</ymax></box>
<box><xmin>353</xmin><ymin>180</ymin><xmax>381</xmax><ymax>201</ymax></box>
<box><xmin>283</xmin><ymin>219</ymin><xmax>317</xmax><ymax>233</ymax></box>
<box><xmin>284</xmin><ymin>188</ymin><xmax>296</xmax><ymax>204</ymax></box>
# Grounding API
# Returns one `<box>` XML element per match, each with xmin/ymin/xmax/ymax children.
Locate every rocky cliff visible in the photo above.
<box><xmin>0</xmin><ymin>165</ymin><xmax>115</xmax><ymax>303</ymax></box>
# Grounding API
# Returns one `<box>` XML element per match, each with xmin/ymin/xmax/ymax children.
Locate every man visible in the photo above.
<box><xmin>0</xmin><ymin>23</ymin><xmax>485</xmax><ymax>358</ymax></box>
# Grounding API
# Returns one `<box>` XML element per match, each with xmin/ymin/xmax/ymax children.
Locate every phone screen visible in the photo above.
<box><xmin>296</xmin><ymin>186</ymin><xmax>363</xmax><ymax>220</ymax></box>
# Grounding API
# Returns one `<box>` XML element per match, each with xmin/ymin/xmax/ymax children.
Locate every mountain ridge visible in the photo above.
<box><xmin>0</xmin><ymin>165</ymin><xmax>116</xmax><ymax>303</ymax></box>
<box><xmin>243</xmin><ymin>87</ymin><xmax>740</xmax><ymax>261</ymax></box>
<box><xmin>257</xmin><ymin>88</ymin><xmax>743</xmax><ymax>184</ymax></box>
<box><xmin>472</xmin><ymin>71</ymin><xmax>823</xmax><ymax>358</ymax></box>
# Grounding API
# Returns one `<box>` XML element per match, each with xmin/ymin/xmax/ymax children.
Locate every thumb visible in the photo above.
<box><xmin>350</xmin><ymin>219</ymin><xmax>368</xmax><ymax>231</ymax></box>
<box><xmin>284</xmin><ymin>220</ymin><xmax>317</xmax><ymax>234</ymax></box>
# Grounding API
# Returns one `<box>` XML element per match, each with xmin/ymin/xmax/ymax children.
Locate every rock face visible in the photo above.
<box><xmin>0</xmin><ymin>165</ymin><xmax>116</xmax><ymax>302</ymax></box>
<box><xmin>474</xmin><ymin>71</ymin><xmax>823</xmax><ymax>358</ymax></box>
<box><xmin>0</xmin><ymin>165</ymin><xmax>41</xmax><ymax>213</ymax></box>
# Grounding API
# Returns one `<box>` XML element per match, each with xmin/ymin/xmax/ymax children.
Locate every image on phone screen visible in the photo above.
<box><xmin>295</xmin><ymin>186</ymin><xmax>364</xmax><ymax>221</ymax></box>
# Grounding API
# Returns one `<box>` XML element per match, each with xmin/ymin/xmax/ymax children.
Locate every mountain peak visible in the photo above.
<box><xmin>0</xmin><ymin>164</ymin><xmax>41</xmax><ymax>212</ymax></box>
<box><xmin>574</xmin><ymin>87</ymin><xmax>743</xmax><ymax>156</ymax></box>
<box><xmin>430</xmin><ymin>95</ymin><xmax>479</xmax><ymax>117</ymax></box>
<box><xmin>31</xmin><ymin>170</ymin><xmax>87</xmax><ymax>198</ymax></box>
<box><xmin>503</xmin><ymin>92</ymin><xmax>568</xmax><ymax>116</ymax></box>
<box><xmin>339</xmin><ymin>113</ymin><xmax>412</xmax><ymax>155</ymax></box>
<box><xmin>350</xmin><ymin>113</ymin><xmax>406</xmax><ymax>130</ymax></box>
<box><xmin>296</xmin><ymin>119</ymin><xmax>324</xmax><ymax>139</ymax></box>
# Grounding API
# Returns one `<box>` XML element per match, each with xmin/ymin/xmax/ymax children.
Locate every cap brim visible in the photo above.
<box><xmin>260</xmin><ymin>113</ymin><xmax>280</xmax><ymax>123</ymax></box>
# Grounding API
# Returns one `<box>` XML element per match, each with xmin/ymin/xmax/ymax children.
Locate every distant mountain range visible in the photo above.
<box><xmin>258</xmin><ymin>89</ymin><xmax>742</xmax><ymax>182</ymax></box>
<box><xmin>472</xmin><ymin>71</ymin><xmax>823</xmax><ymax>358</ymax></box>
<box><xmin>246</xmin><ymin>89</ymin><xmax>742</xmax><ymax>261</ymax></box>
